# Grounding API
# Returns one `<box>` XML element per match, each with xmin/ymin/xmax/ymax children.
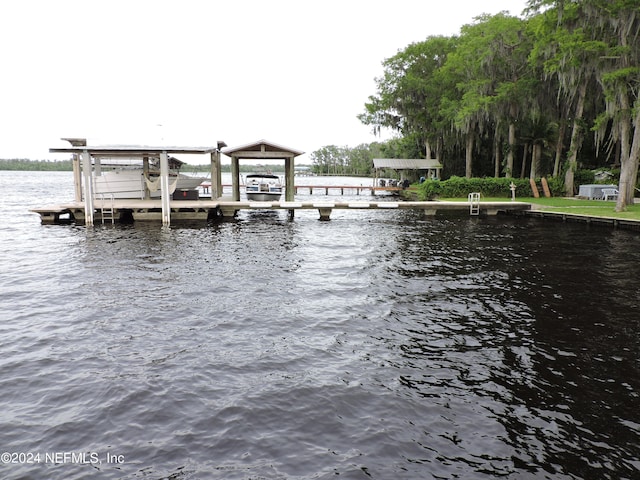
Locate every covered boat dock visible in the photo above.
<box><xmin>48</xmin><ymin>141</ymin><xmax>224</xmax><ymax>226</ymax></box>
<box><xmin>222</xmin><ymin>140</ymin><xmax>304</xmax><ymax>202</ymax></box>
<box><xmin>373</xmin><ymin>158</ymin><xmax>443</xmax><ymax>184</ymax></box>
<box><xmin>46</xmin><ymin>138</ymin><xmax>307</xmax><ymax>225</ymax></box>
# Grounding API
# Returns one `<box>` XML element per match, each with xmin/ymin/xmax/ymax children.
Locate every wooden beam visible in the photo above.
<box><xmin>81</xmin><ymin>149</ymin><xmax>94</xmax><ymax>226</ymax></box>
<box><xmin>231</xmin><ymin>156</ymin><xmax>240</xmax><ymax>201</ymax></box>
<box><xmin>285</xmin><ymin>157</ymin><xmax>294</xmax><ymax>202</ymax></box>
<box><xmin>160</xmin><ymin>151</ymin><xmax>171</xmax><ymax>225</ymax></box>
<box><xmin>225</xmin><ymin>150</ymin><xmax>294</xmax><ymax>160</ymax></box>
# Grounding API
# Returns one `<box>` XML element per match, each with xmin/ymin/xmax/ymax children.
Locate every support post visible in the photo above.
<box><xmin>64</xmin><ymin>138</ymin><xmax>86</xmax><ymax>202</ymax></box>
<box><xmin>210</xmin><ymin>150</ymin><xmax>222</xmax><ymax>199</ymax></box>
<box><xmin>285</xmin><ymin>156</ymin><xmax>295</xmax><ymax>202</ymax></box>
<box><xmin>160</xmin><ymin>151</ymin><xmax>171</xmax><ymax>226</ymax></box>
<box><xmin>318</xmin><ymin>208</ymin><xmax>332</xmax><ymax>221</ymax></box>
<box><xmin>231</xmin><ymin>156</ymin><xmax>240</xmax><ymax>201</ymax></box>
<box><xmin>73</xmin><ymin>153</ymin><xmax>82</xmax><ymax>202</ymax></box>
<box><xmin>143</xmin><ymin>157</ymin><xmax>150</xmax><ymax>199</ymax></box>
<box><xmin>81</xmin><ymin>149</ymin><xmax>94</xmax><ymax>226</ymax></box>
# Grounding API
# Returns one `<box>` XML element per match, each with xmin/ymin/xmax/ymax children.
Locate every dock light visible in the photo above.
<box><xmin>217</xmin><ymin>141</ymin><xmax>227</xmax><ymax>151</ymax></box>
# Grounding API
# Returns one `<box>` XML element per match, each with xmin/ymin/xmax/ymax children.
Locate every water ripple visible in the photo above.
<box><xmin>1</xmin><ymin>172</ymin><xmax>640</xmax><ymax>479</ymax></box>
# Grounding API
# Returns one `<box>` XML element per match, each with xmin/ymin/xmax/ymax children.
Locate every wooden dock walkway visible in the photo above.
<box><xmin>31</xmin><ymin>199</ymin><xmax>532</xmax><ymax>224</ymax></box>
<box><xmin>200</xmin><ymin>183</ymin><xmax>413</xmax><ymax>196</ymax></box>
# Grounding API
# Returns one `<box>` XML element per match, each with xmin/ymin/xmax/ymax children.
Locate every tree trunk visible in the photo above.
<box><xmin>465</xmin><ymin>130</ymin><xmax>474</xmax><ymax>178</ymax></box>
<box><xmin>554</xmin><ymin>120</ymin><xmax>566</xmax><ymax>177</ymax></box>
<box><xmin>520</xmin><ymin>143</ymin><xmax>529</xmax><ymax>179</ymax></box>
<box><xmin>506</xmin><ymin>122</ymin><xmax>516</xmax><ymax>178</ymax></box>
<box><xmin>494</xmin><ymin>131</ymin><xmax>501</xmax><ymax>177</ymax></box>
<box><xmin>530</xmin><ymin>143</ymin><xmax>541</xmax><ymax>180</ymax></box>
<box><xmin>564</xmin><ymin>81</ymin><xmax>587</xmax><ymax>196</ymax></box>
<box><xmin>616</xmin><ymin>101</ymin><xmax>640</xmax><ymax>211</ymax></box>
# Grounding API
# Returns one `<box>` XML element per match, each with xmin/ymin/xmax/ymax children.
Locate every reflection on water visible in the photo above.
<box><xmin>1</xmin><ymin>171</ymin><xmax>639</xmax><ymax>479</ymax></box>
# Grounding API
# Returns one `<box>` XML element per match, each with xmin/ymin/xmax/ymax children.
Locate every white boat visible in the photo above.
<box><xmin>93</xmin><ymin>156</ymin><xmax>205</xmax><ymax>199</ymax></box>
<box><xmin>244</xmin><ymin>173</ymin><xmax>283</xmax><ymax>201</ymax></box>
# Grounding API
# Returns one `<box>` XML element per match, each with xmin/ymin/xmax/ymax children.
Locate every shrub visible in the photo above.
<box><xmin>575</xmin><ymin>169</ymin><xmax>595</xmax><ymax>185</ymax></box>
<box><xmin>417</xmin><ymin>176</ymin><xmax>564</xmax><ymax>199</ymax></box>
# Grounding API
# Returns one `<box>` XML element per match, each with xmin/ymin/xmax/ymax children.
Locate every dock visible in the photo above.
<box><xmin>293</xmin><ymin>185</ymin><xmax>414</xmax><ymax>195</ymax></box>
<box><xmin>31</xmin><ymin>199</ymin><xmax>532</xmax><ymax>224</ymax></box>
<box><xmin>200</xmin><ymin>183</ymin><xmax>414</xmax><ymax>196</ymax></box>
<box><xmin>39</xmin><ymin>139</ymin><xmax>531</xmax><ymax>227</ymax></box>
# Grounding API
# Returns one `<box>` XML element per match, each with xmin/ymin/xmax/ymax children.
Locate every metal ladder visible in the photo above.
<box><xmin>468</xmin><ymin>192</ymin><xmax>480</xmax><ymax>216</ymax></box>
<box><xmin>98</xmin><ymin>193</ymin><xmax>115</xmax><ymax>224</ymax></box>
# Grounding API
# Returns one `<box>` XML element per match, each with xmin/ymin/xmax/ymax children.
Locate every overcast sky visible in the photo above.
<box><xmin>1</xmin><ymin>0</ymin><xmax>528</xmax><ymax>163</ymax></box>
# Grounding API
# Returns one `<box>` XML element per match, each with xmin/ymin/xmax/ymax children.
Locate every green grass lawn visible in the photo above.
<box><xmin>440</xmin><ymin>196</ymin><xmax>640</xmax><ymax>221</ymax></box>
<box><xmin>527</xmin><ymin>197</ymin><xmax>640</xmax><ymax>220</ymax></box>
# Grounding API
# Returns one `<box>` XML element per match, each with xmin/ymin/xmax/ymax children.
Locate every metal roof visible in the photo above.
<box><xmin>222</xmin><ymin>139</ymin><xmax>304</xmax><ymax>158</ymax></box>
<box><xmin>49</xmin><ymin>145</ymin><xmax>218</xmax><ymax>156</ymax></box>
<box><xmin>373</xmin><ymin>158</ymin><xmax>443</xmax><ymax>170</ymax></box>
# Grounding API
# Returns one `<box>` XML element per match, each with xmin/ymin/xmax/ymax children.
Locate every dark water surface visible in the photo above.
<box><xmin>1</xmin><ymin>171</ymin><xmax>639</xmax><ymax>479</ymax></box>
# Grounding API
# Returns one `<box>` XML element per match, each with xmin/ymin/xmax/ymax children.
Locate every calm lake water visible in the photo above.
<box><xmin>1</xmin><ymin>170</ymin><xmax>639</xmax><ymax>479</ymax></box>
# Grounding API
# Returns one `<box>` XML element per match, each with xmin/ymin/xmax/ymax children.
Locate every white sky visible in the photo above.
<box><xmin>0</xmin><ymin>0</ymin><xmax>528</xmax><ymax>163</ymax></box>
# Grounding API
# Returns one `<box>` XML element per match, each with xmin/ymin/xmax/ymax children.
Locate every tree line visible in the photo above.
<box><xmin>0</xmin><ymin>159</ymin><xmax>74</xmax><ymax>170</ymax></box>
<box><xmin>0</xmin><ymin>159</ymin><xmax>301</xmax><ymax>174</ymax></box>
<box><xmin>354</xmin><ymin>0</ymin><xmax>639</xmax><ymax>211</ymax></box>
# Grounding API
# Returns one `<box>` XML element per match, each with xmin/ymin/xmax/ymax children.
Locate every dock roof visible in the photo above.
<box><xmin>373</xmin><ymin>158</ymin><xmax>443</xmax><ymax>170</ymax></box>
<box><xmin>222</xmin><ymin>139</ymin><xmax>304</xmax><ymax>159</ymax></box>
<box><xmin>49</xmin><ymin>145</ymin><xmax>218</xmax><ymax>157</ymax></box>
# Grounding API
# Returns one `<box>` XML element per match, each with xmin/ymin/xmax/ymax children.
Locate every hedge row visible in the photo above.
<box><xmin>416</xmin><ymin>176</ymin><xmax>565</xmax><ymax>200</ymax></box>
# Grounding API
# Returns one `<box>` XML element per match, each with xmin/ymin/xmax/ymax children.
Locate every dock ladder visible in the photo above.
<box><xmin>468</xmin><ymin>192</ymin><xmax>480</xmax><ymax>216</ymax></box>
<box><xmin>98</xmin><ymin>193</ymin><xmax>116</xmax><ymax>224</ymax></box>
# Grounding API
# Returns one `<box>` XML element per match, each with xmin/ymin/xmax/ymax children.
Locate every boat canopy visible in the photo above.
<box><xmin>246</xmin><ymin>173</ymin><xmax>280</xmax><ymax>180</ymax></box>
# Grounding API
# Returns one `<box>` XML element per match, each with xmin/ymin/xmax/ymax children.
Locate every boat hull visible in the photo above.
<box><xmin>94</xmin><ymin>170</ymin><xmax>204</xmax><ymax>199</ymax></box>
<box><xmin>244</xmin><ymin>174</ymin><xmax>283</xmax><ymax>202</ymax></box>
<box><xmin>246</xmin><ymin>192</ymin><xmax>282</xmax><ymax>201</ymax></box>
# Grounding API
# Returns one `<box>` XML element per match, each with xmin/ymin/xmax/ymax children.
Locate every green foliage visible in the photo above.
<box><xmin>309</xmin><ymin>143</ymin><xmax>382</xmax><ymax>176</ymax></box>
<box><xmin>416</xmin><ymin>175</ymin><xmax>558</xmax><ymax>199</ymax></box>
<box><xmin>416</xmin><ymin>172</ymin><xmax>627</xmax><ymax>199</ymax></box>
<box><xmin>0</xmin><ymin>159</ymin><xmax>73</xmax><ymax>170</ymax></box>
<box><xmin>545</xmin><ymin>175</ymin><xmax>565</xmax><ymax>196</ymax></box>
<box><xmin>418</xmin><ymin>179</ymin><xmax>443</xmax><ymax>200</ymax></box>
<box><xmin>357</xmin><ymin>2</ymin><xmax>640</xmax><ymax>184</ymax></box>
<box><xmin>574</xmin><ymin>168</ymin><xmax>595</xmax><ymax>185</ymax></box>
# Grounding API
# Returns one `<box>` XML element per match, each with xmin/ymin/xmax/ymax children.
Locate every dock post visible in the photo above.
<box><xmin>73</xmin><ymin>153</ymin><xmax>82</xmax><ymax>202</ymax></box>
<box><xmin>210</xmin><ymin>150</ymin><xmax>220</xmax><ymax>199</ymax></box>
<box><xmin>285</xmin><ymin>156</ymin><xmax>295</xmax><ymax>202</ymax></box>
<box><xmin>231</xmin><ymin>156</ymin><xmax>240</xmax><ymax>201</ymax></box>
<box><xmin>318</xmin><ymin>207</ymin><xmax>332</xmax><ymax>221</ymax></box>
<box><xmin>81</xmin><ymin>149</ymin><xmax>94</xmax><ymax>226</ymax></box>
<box><xmin>160</xmin><ymin>151</ymin><xmax>171</xmax><ymax>226</ymax></box>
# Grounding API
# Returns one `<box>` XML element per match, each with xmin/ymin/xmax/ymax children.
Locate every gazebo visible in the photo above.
<box><xmin>373</xmin><ymin>158</ymin><xmax>443</xmax><ymax>183</ymax></box>
<box><xmin>222</xmin><ymin>140</ymin><xmax>304</xmax><ymax>202</ymax></box>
